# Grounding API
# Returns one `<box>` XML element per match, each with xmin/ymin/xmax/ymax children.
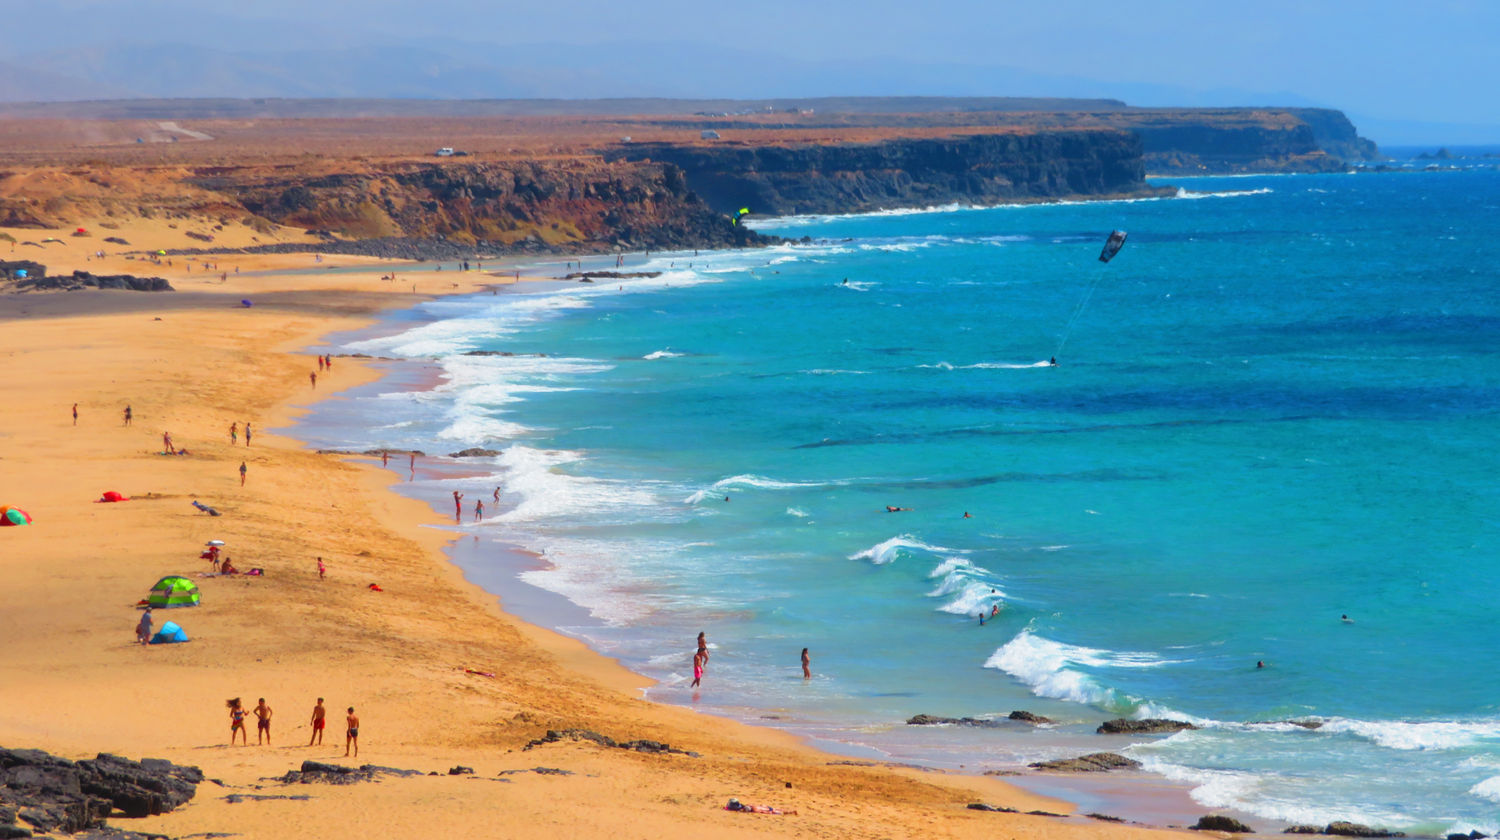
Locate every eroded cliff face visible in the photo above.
<box><xmin>1118</xmin><ymin>108</ymin><xmax>1375</xmax><ymax>174</ymax></box>
<box><xmin>208</xmin><ymin>159</ymin><xmax>768</xmax><ymax>252</ymax></box>
<box><xmin>606</xmin><ymin>130</ymin><xmax>1156</xmax><ymax>216</ymax></box>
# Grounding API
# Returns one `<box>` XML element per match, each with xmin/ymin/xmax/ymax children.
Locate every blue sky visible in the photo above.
<box><xmin>6</xmin><ymin>0</ymin><xmax>1496</xmax><ymax>144</ymax></box>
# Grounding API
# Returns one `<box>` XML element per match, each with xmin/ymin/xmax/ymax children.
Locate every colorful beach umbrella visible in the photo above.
<box><xmin>0</xmin><ymin>506</ymin><xmax>33</xmax><ymax>526</ymax></box>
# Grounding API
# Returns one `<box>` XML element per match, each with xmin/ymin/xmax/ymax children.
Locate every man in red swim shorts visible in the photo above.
<box><xmin>308</xmin><ymin>698</ymin><xmax>326</xmax><ymax>746</ymax></box>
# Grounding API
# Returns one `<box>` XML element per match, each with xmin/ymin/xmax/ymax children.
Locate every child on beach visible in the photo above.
<box><xmin>229</xmin><ymin>422</ymin><xmax>238</xmax><ymax>445</ymax></box>
<box><xmin>136</xmin><ymin>608</ymin><xmax>152</xmax><ymax>646</ymax></box>
<box><xmin>227</xmin><ymin>698</ymin><xmax>248</xmax><ymax>745</ymax></box>
<box><xmin>345</xmin><ymin>707</ymin><xmax>359</xmax><ymax>757</ymax></box>
<box><xmin>317</xmin><ymin>557</ymin><xmax>326</xmax><ymax>581</ymax></box>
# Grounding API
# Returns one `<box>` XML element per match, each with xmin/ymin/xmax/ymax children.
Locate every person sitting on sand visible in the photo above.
<box><xmin>227</xmin><ymin>698</ymin><xmax>248</xmax><ymax>746</ymax></box>
<box><xmin>219</xmin><ymin>557</ymin><xmax>238</xmax><ymax>575</ymax></box>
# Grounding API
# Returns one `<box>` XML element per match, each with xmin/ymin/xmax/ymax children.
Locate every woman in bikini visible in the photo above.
<box><xmin>226</xmin><ymin>698</ymin><xmax>248</xmax><ymax>745</ymax></box>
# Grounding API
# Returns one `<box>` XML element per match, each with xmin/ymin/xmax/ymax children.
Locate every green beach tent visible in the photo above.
<box><xmin>147</xmin><ymin>575</ymin><xmax>200</xmax><ymax>608</ymax></box>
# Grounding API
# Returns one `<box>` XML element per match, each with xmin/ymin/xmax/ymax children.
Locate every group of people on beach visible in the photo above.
<box><xmin>226</xmin><ymin>697</ymin><xmax>360</xmax><ymax>756</ymax></box>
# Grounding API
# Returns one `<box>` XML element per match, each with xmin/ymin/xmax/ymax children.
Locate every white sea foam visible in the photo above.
<box><xmin>643</xmin><ymin>350</ymin><xmax>685</xmax><ymax>360</ymax></box>
<box><xmin>1318</xmin><ymin>718</ymin><xmax>1500</xmax><ymax>751</ymax></box>
<box><xmin>985</xmin><ymin>629</ymin><xmax>1183</xmax><ymax>709</ymax></box>
<box><xmin>1174</xmin><ymin>186</ymin><xmax>1274</xmax><ymax>200</ymax></box>
<box><xmin>839</xmin><ymin>280</ymin><xmax>876</xmax><ymax>291</ymax></box>
<box><xmin>849</xmin><ymin>535</ymin><xmax>955</xmax><ymax>565</ymax></box>
<box><xmin>786</xmin><ymin>507</ymin><xmax>810</xmax><ymax>518</ymax></box>
<box><xmin>1470</xmin><ymin>775</ymin><xmax>1500</xmax><ymax>803</ymax></box>
<box><xmin>492</xmin><ymin>445</ymin><xmax>664</xmax><ymax>524</ymax></box>
<box><xmin>685</xmin><ymin>473</ymin><xmax>841</xmax><ymax>504</ymax></box>
<box><xmin>799</xmin><ymin>369</ymin><xmax>868</xmax><ymax>376</ymax></box>
<box><xmin>926</xmin><ymin>557</ymin><xmax>1005</xmax><ymax>615</ymax></box>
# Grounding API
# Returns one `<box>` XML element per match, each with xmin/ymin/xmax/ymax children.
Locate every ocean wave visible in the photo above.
<box><xmin>643</xmin><ymin>349</ymin><xmax>685</xmax><ymax>360</ymax></box>
<box><xmin>799</xmin><ymin>368</ymin><xmax>868</xmax><ymax>376</ymax></box>
<box><xmin>984</xmin><ymin>629</ymin><xmax>1185</xmax><ymax>710</ymax></box>
<box><xmin>786</xmin><ymin>507</ymin><xmax>810</xmax><ymax>518</ymax></box>
<box><xmin>839</xmin><ymin>280</ymin><xmax>876</xmax><ymax>291</ymax></box>
<box><xmin>685</xmin><ymin>473</ymin><xmax>838</xmax><ymax>504</ymax></box>
<box><xmin>849</xmin><ymin>534</ymin><xmax>956</xmax><ymax>565</ymax></box>
<box><xmin>491</xmin><ymin>445</ymin><xmax>664</xmax><ymax>524</ymax></box>
<box><xmin>1131</xmin><ymin>755</ymin><xmax>1402</xmax><ymax>828</ymax></box>
<box><xmin>925</xmin><ymin>557</ymin><xmax>1005</xmax><ymax>615</ymax></box>
<box><xmin>1174</xmin><ymin>186</ymin><xmax>1274</xmax><ymax>200</ymax></box>
<box><xmin>746</xmin><ymin>202</ymin><xmax>986</xmax><ymax>228</ymax></box>
<box><xmin>1470</xmin><ymin>775</ymin><xmax>1500</xmax><ymax>803</ymax></box>
<box><xmin>919</xmin><ymin>360</ymin><xmax>1052</xmax><ymax>370</ymax></box>
<box><xmin>1318</xmin><ymin>718</ymin><xmax>1500</xmax><ymax>751</ymax></box>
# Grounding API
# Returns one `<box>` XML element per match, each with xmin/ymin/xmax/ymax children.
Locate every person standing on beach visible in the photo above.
<box><xmin>308</xmin><ymin>698</ymin><xmax>326</xmax><ymax>746</ymax></box>
<box><xmin>239</xmin><ymin>461</ymin><xmax>247</xmax><ymax>486</ymax></box>
<box><xmin>691</xmin><ymin>648</ymin><xmax>706</xmax><ymax>688</ymax></box>
<box><xmin>310</xmin><ymin>371</ymin><xmax>317</xmax><ymax>389</ymax></box>
<box><xmin>317</xmin><ymin>557</ymin><xmax>326</xmax><ymax>581</ymax></box>
<box><xmin>381</xmin><ymin>451</ymin><xmax>389</xmax><ymax>467</ymax></box>
<box><xmin>493</xmin><ymin>486</ymin><xmax>501</xmax><ymax>504</ymax></box>
<box><xmin>229</xmin><ymin>422</ymin><xmax>238</xmax><ymax>445</ymax></box>
<box><xmin>344</xmin><ymin>707</ymin><xmax>359</xmax><ymax>757</ymax></box>
<box><xmin>227</xmin><ymin>698</ymin><xmax>248</xmax><ymax>746</ymax></box>
<box><xmin>801</xmin><ymin>648</ymin><xmax>810</xmax><ymax>680</ymax></box>
<box><xmin>244</xmin><ymin>423</ymin><xmax>252</xmax><ymax>446</ymax></box>
<box><xmin>474</xmin><ymin>499</ymin><xmax>484</xmax><ymax>522</ymax></box>
<box><xmin>317</xmin><ymin>355</ymin><xmax>325</xmax><ymax>372</ymax></box>
<box><xmin>409</xmin><ymin>452</ymin><xmax>416</xmax><ymax>477</ymax></box>
<box><xmin>123</xmin><ymin>405</ymin><xmax>132</xmax><ymax>426</ymax></box>
<box><xmin>163</xmin><ymin>431</ymin><xmax>175</xmax><ymax>454</ymax></box>
<box><xmin>453</xmin><ymin>490</ymin><xmax>463</xmax><ymax>521</ymax></box>
<box><xmin>72</xmin><ymin>403</ymin><xmax>77</xmax><ymax>425</ymax></box>
<box><xmin>136</xmin><ymin>608</ymin><xmax>153</xmax><ymax>646</ymax></box>
<box><xmin>254</xmin><ymin>698</ymin><xmax>273</xmax><ymax>745</ymax></box>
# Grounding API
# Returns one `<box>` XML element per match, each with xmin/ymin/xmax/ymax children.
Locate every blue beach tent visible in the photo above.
<box><xmin>149</xmin><ymin>621</ymin><xmax>189</xmax><ymax>644</ymax></box>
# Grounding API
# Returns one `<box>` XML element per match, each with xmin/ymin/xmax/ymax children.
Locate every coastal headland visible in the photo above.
<box><xmin>0</xmin><ymin>219</ymin><xmax>1206</xmax><ymax>839</ymax></box>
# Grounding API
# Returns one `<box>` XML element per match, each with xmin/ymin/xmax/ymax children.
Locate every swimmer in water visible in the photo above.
<box><xmin>885</xmin><ymin>506</ymin><xmax>912</xmax><ymax>513</ymax></box>
<box><xmin>1341</xmin><ymin>614</ymin><xmax>1354</xmax><ymax>623</ymax></box>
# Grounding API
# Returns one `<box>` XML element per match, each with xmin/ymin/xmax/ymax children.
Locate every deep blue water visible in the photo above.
<box><xmin>317</xmin><ymin>170</ymin><xmax>1500</xmax><ymax>833</ymax></box>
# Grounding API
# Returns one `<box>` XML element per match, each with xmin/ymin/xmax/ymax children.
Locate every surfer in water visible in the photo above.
<box><xmin>1049</xmin><ymin>357</ymin><xmax>1058</xmax><ymax>366</ymax></box>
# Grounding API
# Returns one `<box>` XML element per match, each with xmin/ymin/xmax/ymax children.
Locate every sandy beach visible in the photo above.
<box><xmin>0</xmin><ymin>219</ymin><xmax>1195</xmax><ymax>839</ymax></box>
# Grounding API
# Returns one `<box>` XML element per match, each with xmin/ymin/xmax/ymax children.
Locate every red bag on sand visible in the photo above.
<box><xmin>98</xmin><ymin>491</ymin><xmax>129</xmax><ymax>502</ymax></box>
<box><xmin>368</xmin><ymin>583</ymin><xmax>383</xmax><ymax>592</ymax></box>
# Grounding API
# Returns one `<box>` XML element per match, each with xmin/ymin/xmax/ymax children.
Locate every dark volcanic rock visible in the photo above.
<box><xmin>1194</xmin><ymin>815</ymin><xmax>1254</xmax><ymax>833</ymax></box>
<box><xmin>0</xmin><ymin>747</ymin><xmax>199</xmax><ymax>836</ymax></box>
<box><xmin>1007</xmin><ymin>710</ymin><xmax>1053</xmax><ymax>725</ymax></box>
<box><xmin>14</xmin><ymin>271</ymin><xmax>173</xmax><ymax>292</ymax></box>
<box><xmin>447</xmin><ymin>448</ymin><xmax>501</xmax><ymax>458</ymax></box>
<box><xmin>1028</xmin><ymin>752</ymin><xmax>1141</xmax><ymax>773</ymax></box>
<box><xmin>560</xmin><ymin>271</ymin><xmax>662</xmax><ymax>280</ymax></box>
<box><xmin>966</xmin><ymin>803</ymin><xmax>1020</xmax><ymax>813</ymax></box>
<box><xmin>906</xmin><ymin>714</ymin><xmax>1006</xmax><ymax>728</ymax></box>
<box><xmin>0</xmin><ymin>260</ymin><xmax>46</xmax><ymax>282</ymax></box>
<box><xmin>522</xmin><ymin>729</ymin><xmax>699</xmax><ymax>758</ymax></box>
<box><xmin>272</xmin><ymin>761</ymin><xmax>422</xmax><ymax>785</ymax></box>
<box><xmin>1324</xmin><ymin>822</ymin><xmax>1404</xmax><ymax>838</ymax></box>
<box><xmin>1285</xmin><ymin>827</ymin><xmax>1324</xmax><ymax>835</ymax></box>
<box><xmin>1097</xmin><ymin>718</ymin><xmax>1198</xmax><ymax>735</ymax></box>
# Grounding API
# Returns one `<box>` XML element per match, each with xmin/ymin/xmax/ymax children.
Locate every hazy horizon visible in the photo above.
<box><xmin>0</xmin><ymin>0</ymin><xmax>1493</xmax><ymax>146</ymax></box>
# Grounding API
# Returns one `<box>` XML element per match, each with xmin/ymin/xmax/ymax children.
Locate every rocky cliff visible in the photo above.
<box><xmin>203</xmin><ymin>158</ymin><xmax>770</xmax><ymax>253</ymax></box>
<box><xmin>606</xmin><ymin>130</ymin><xmax>1158</xmax><ymax>216</ymax></box>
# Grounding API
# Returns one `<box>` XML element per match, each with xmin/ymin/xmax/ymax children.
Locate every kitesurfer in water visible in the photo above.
<box><xmin>1049</xmin><ymin>357</ymin><xmax>1057</xmax><ymax>366</ymax></box>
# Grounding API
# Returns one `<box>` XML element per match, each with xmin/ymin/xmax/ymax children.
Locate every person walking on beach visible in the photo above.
<box><xmin>72</xmin><ymin>403</ymin><xmax>77</xmax><ymax>425</ymax></box>
<box><xmin>254</xmin><ymin>698</ymin><xmax>273</xmax><ymax>745</ymax></box>
<box><xmin>324</xmin><ymin>355</ymin><xmax>332</xmax><ymax>371</ymax></box>
<box><xmin>136</xmin><ymin>608</ymin><xmax>153</xmax><ymax>646</ymax></box>
<box><xmin>317</xmin><ymin>556</ymin><xmax>326</xmax><ymax>581</ymax></box>
<box><xmin>229</xmin><ymin>422</ymin><xmax>238</xmax><ymax>445</ymax></box>
<box><xmin>244</xmin><ymin>422</ymin><xmax>252</xmax><ymax>446</ymax></box>
<box><xmin>474</xmin><ymin>499</ymin><xmax>484</xmax><ymax>522</ymax></box>
<box><xmin>493</xmin><ymin>486</ymin><xmax>501</xmax><ymax>504</ymax></box>
<box><xmin>801</xmin><ymin>647</ymin><xmax>811</xmax><ymax>680</ymax></box>
<box><xmin>381</xmin><ymin>450</ymin><xmax>389</xmax><ymax>467</ymax></box>
<box><xmin>163</xmin><ymin>431</ymin><xmax>175</xmax><ymax>454</ymax></box>
<box><xmin>344</xmin><ymin>707</ymin><xmax>359</xmax><ymax>757</ymax></box>
<box><xmin>310</xmin><ymin>371</ymin><xmax>317</xmax><ymax>389</ymax></box>
<box><xmin>227</xmin><ymin>698</ymin><xmax>248</xmax><ymax>746</ymax></box>
<box><xmin>317</xmin><ymin>355</ymin><xmax>325</xmax><ymax>372</ymax></box>
<box><xmin>409</xmin><ymin>452</ymin><xmax>416</xmax><ymax>478</ymax></box>
<box><xmin>308</xmin><ymin>698</ymin><xmax>326</xmax><ymax>746</ymax></box>
<box><xmin>123</xmin><ymin>405</ymin><xmax>132</xmax><ymax>426</ymax></box>
<box><xmin>453</xmin><ymin>490</ymin><xmax>464</xmax><ymax>521</ymax></box>
<box><xmin>239</xmin><ymin>461</ymin><xmax>247</xmax><ymax>486</ymax></box>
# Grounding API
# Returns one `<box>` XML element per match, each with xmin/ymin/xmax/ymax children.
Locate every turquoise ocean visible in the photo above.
<box><xmin>304</xmin><ymin>167</ymin><xmax>1500</xmax><ymax>833</ymax></box>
